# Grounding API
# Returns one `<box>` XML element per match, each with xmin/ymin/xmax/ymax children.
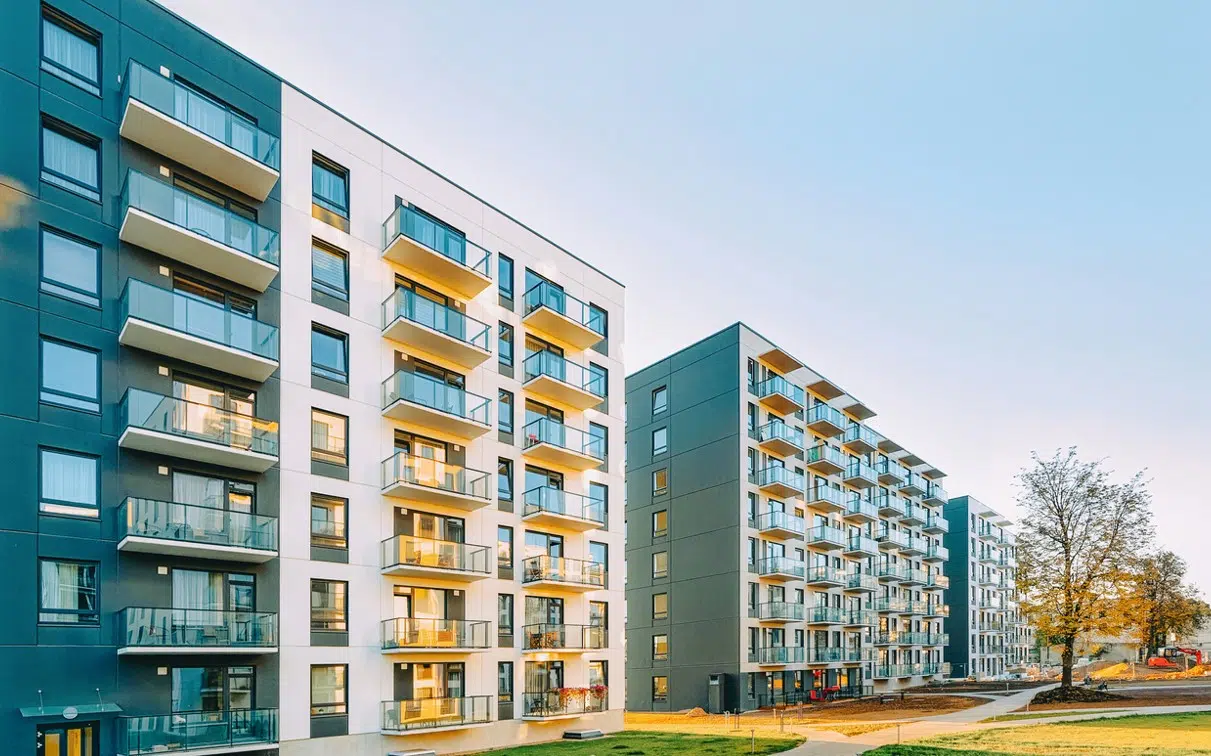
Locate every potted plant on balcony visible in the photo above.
<box><xmin>588</xmin><ymin>685</ymin><xmax>608</xmax><ymax>708</ymax></box>
<box><xmin>556</xmin><ymin>687</ymin><xmax>589</xmax><ymax>710</ymax></box>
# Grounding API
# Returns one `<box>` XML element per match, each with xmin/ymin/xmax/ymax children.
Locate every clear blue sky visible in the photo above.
<box><xmin>165</xmin><ymin>0</ymin><xmax>1211</xmax><ymax>590</ymax></box>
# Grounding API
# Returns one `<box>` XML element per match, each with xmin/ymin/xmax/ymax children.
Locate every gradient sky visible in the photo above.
<box><xmin>163</xmin><ymin>0</ymin><xmax>1211</xmax><ymax>590</ymax></box>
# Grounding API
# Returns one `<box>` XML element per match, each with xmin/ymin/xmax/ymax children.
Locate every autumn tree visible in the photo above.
<box><xmin>1015</xmin><ymin>448</ymin><xmax>1153</xmax><ymax>691</ymax></box>
<box><xmin>1131</xmin><ymin>550</ymin><xmax>1209</xmax><ymax>659</ymax></box>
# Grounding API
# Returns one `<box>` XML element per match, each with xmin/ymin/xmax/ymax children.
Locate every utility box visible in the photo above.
<box><xmin>708</xmin><ymin>673</ymin><xmax>724</xmax><ymax>714</ymax></box>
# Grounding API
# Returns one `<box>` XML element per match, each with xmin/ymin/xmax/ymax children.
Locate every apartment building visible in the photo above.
<box><xmin>0</xmin><ymin>1</ymin><xmax>624</xmax><ymax>754</ymax></box>
<box><xmin>625</xmin><ymin>324</ymin><xmax>951</xmax><ymax>712</ymax></box>
<box><xmin>942</xmin><ymin>496</ymin><xmax>1034</xmax><ymax>679</ymax></box>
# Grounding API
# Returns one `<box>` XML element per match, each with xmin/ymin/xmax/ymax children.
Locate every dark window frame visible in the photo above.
<box><xmin>652</xmin><ymin>675</ymin><xmax>668</xmax><ymax>702</ymax></box>
<box><xmin>652</xmin><ymin>592</ymin><xmax>668</xmax><ymax>621</ymax></box>
<box><xmin>39</xmin><ymin>336</ymin><xmax>100</xmax><ymax>413</ymax></box>
<box><xmin>652</xmin><ymin>551</ymin><xmax>668</xmax><ymax>579</ymax></box>
<box><xmin>39</xmin><ymin>225</ymin><xmax>100</xmax><ymax>308</ymax></box>
<box><xmin>40</xmin><ymin>117</ymin><xmax>100</xmax><ymax>202</ymax></box>
<box><xmin>652</xmin><ymin>633</ymin><xmax>668</xmax><ymax>661</ymax></box>
<box><xmin>310</xmin><ymin>579</ymin><xmax>348</xmax><ymax>632</ymax></box>
<box><xmin>652</xmin><ymin>510</ymin><xmax>667</xmax><ymax>539</ymax></box>
<box><xmin>38</xmin><ymin>447</ymin><xmax>100</xmax><ymax>519</ymax></box>
<box><xmin>310</xmin><ymin>408</ymin><xmax>349</xmax><ymax>466</ymax></box>
<box><xmin>652</xmin><ymin>468</ymin><xmax>668</xmax><ymax>496</ymax></box>
<box><xmin>498</xmin><ymin>254</ymin><xmax>514</xmax><ymax>300</ymax></box>
<box><xmin>499</xmin><ymin>389</ymin><xmax>514</xmax><ymax>434</ymax></box>
<box><xmin>40</xmin><ymin>5</ymin><xmax>101</xmax><ymax>96</ymax></box>
<box><xmin>311</xmin><ymin>324</ymin><xmax>349</xmax><ymax>384</ymax></box>
<box><xmin>652</xmin><ymin>385</ymin><xmax>668</xmax><ymax>415</ymax></box>
<box><xmin>312</xmin><ymin>153</ymin><xmax>349</xmax><ymax>218</ymax></box>
<box><xmin>652</xmin><ymin>427</ymin><xmax>668</xmax><ymax>456</ymax></box>
<box><xmin>498</xmin><ymin>322</ymin><xmax>514</xmax><ymax>368</ymax></box>
<box><xmin>497</xmin><ymin>525</ymin><xmax>514</xmax><ymax>570</ymax></box>
<box><xmin>498</xmin><ymin>594</ymin><xmax>514</xmax><ymax>635</ymax></box>
<box><xmin>498</xmin><ymin>458</ymin><xmax>513</xmax><ymax>502</ymax></box>
<box><xmin>37</xmin><ymin>557</ymin><xmax>99</xmax><ymax>625</ymax></box>
<box><xmin>310</xmin><ymin>664</ymin><xmax>348</xmax><ymax>716</ymax></box>
<box><xmin>310</xmin><ymin>493</ymin><xmax>348</xmax><ymax>549</ymax></box>
<box><xmin>311</xmin><ymin>239</ymin><xmax>350</xmax><ymax>301</ymax></box>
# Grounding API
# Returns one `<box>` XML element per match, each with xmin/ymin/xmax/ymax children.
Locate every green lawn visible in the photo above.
<box><xmin>978</xmin><ymin>709</ymin><xmax>1128</xmax><ymax>723</ymax></box>
<box><xmin>475</xmin><ymin>730</ymin><xmax>803</xmax><ymax>755</ymax></box>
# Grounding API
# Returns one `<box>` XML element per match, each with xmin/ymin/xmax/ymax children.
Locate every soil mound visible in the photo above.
<box><xmin>683</xmin><ymin>707</ymin><xmax>708</xmax><ymax>717</ymax></box>
<box><xmin>1032</xmin><ymin>687</ymin><xmax>1127</xmax><ymax>705</ymax></box>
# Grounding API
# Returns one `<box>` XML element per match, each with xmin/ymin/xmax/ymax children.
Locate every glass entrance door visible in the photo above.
<box><xmin>39</xmin><ymin>722</ymin><xmax>96</xmax><ymax>756</ymax></box>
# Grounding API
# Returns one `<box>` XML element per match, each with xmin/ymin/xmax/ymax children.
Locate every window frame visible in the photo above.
<box><xmin>652</xmin><ymin>510</ymin><xmax>668</xmax><ymax>539</ymax></box>
<box><xmin>310</xmin><ymin>664</ymin><xmax>348</xmax><ymax>717</ymax></box>
<box><xmin>39</xmin><ymin>336</ymin><xmax>100</xmax><ymax>413</ymax></box>
<box><xmin>310</xmin><ymin>324</ymin><xmax>349</xmax><ymax>384</ymax></box>
<box><xmin>497</xmin><ymin>525</ymin><xmax>514</xmax><ymax>570</ymax></box>
<box><xmin>588</xmin><ymin>362</ymin><xmax>608</xmax><ymax>398</ymax></box>
<box><xmin>652</xmin><ymin>427</ymin><xmax>668</xmax><ymax>456</ymax></box>
<box><xmin>498</xmin><ymin>254</ymin><xmax>514</xmax><ymax>300</ymax></box>
<box><xmin>652</xmin><ymin>386</ymin><xmax>668</xmax><ymax>415</ymax></box>
<box><xmin>652</xmin><ymin>551</ymin><xmax>668</xmax><ymax>580</ymax></box>
<box><xmin>652</xmin><ymin>633</ymin><xmax>669</xmax><ymax>661</ymax></box>
<box><xmin>499</xmin><ymin>389</ymin><xmax>514</xmax><ymax>434</ymax></box>
<box><xmin>652</xmin><ymin>592</ymin><xmax>668</xmax><ymax>621</ymax></box>
<box><xmin>498</xmin><ymin>594</ymin><xmax>514</xmax><ymax>636</ymax></box>
<box><xmin>498</xmin><ymin>322</ymin><xmax>514</xmax><ymax>368</ymax></box>
<box><xmin>310</xmin><ymin>493</ymin><xmax>348</xmax><ymax>550</ymax></box>
<box><xmin>310</xmin><ymin>408</ymin><xmax>349</xmax><ymax>466</ymax></box>
<box><xmin>311</xmin><ymin>239</ymin><xmax>349</xmax><ymax>302</ymax></box>
<box><xmin>40</xmin><ymin>117</ymin><xmax>100</xmax><ymax>202</ymax></box>
<box><xmin>40</xmin><ymin>7</ymin><xmax>101</xmax><ymax>96</ymax></box>
<box><xmin>39</xmin><ymin>447</ymin><xmax>100</xmax><ymax>519</ymax></box>
<box><xmin>652</xmin><ymin>468</ymin><xmax>668</xmax><ymax>496</ymax></box>
<box><xmin>310</xmin><ymin>579</ymin><xmax>348</xmax><ymax>632</ymax></box>
<box><xmin>39</xmin><ymin>225</ymin><xmax>100</xmax><ymax>307</ymax></box>
<box><xmin>37</xmin><ymin>558</ymin><xmax>98</xmax><ymax>625</ymax></box>
<box><xmin>652</xmin><ymin>675</ymin><xmax>668</xmax><ymax>703</ymax></box>
<box><xmin>311</xmin><ymin>154</ymin><xmax>349</xmax><ymax>218</ymax></box>
<box><xmin>498</xmin><ymin>458</ymin><xmax>513</xmax><ymax>503</ymax></box>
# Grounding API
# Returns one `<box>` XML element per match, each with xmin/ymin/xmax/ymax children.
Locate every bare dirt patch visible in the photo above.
<box><xmin>908</xmin><ymin>680</ymin><xmax>1047</xmax><ymax>693</ymax></box>
<box><xmin>1021</xmin><ymin>684</ymin><xmax>1211</xmax><ymax>711</ymax></box>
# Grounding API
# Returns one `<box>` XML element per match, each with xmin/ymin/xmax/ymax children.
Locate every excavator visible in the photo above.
<box><xmin>1146</xmin><ymin>646</ymin><xmax>1204</xmax><ymax>669</ymax></box>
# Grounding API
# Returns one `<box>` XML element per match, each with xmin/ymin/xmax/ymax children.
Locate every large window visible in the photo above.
<box><xmin>589</xmin><ymin>422</ymin><xmax>607</xmax><ymax>459</ymax></box>
<box><xmin>497</xmin><ymin>525</ymin><xmax>513</xmax><ymax>570</ymax></box>
<box><xmin>499</xmin><ymin>322</ymin><xmax>514</xmax><ymax>368</ymax></box>
<box><xmin>498</xmin><ymin>254</ymin><xmax>514</xmax><ymax>300</ymax></box>
<box><xmin>498</xmin><ymin>661</ymin><xmax>514</xmax><ymax>706</ymax></box>
<box><xmin>310</xmin><ymin>580</ymin><xmax>348</xmax><ymax>631</ymax></box>
<box><xmin>588</xmin><ymin>363</ymin><xmax>608</xmax><ymax>397</ymax></box>
<box><xmin>589</xmin><ymin>482</ymin><xmax>607</xmax><ymax>519</ymax></box>
<box><xmin>652</xmin><ymin>510</ymin><xmax>667</xmax><ymax>539</ymax></box>
<box><xmin>310</xmin><ymin>665</ymin><xmax>347</xmax><ymax>716</ymax></box>
<box><xmin>498</xmin><ymin>458</ymin><xmax>513</xmax><ymax>503</ymax></box>
<box><xmin>311</xmin><ymin>409</ymin><xmax>348</xmax><ymax>466</ymax></box>
<box><xmin>498</xmin><ymin>594</ymin><xmax>514</xmax><ymax>639</ymax></box>
<box><xmin>588</xmin><ymin>303</ymin><xmax>608</xmax><ymax>338</ymax></box>
<box><xmin>312</xmin><ymin>155</ymin><xmax>349</xmax><ymax>218</ymax></box>
<box><xmin>41</xmin><ymin>8</ymin><xmax>100</xmax><ymax>95</ymax></box>
<box><xmin>39</xmin><ymin>448</ymin><xmax>98</xmax><ymax>518</ymax></box>
<box><xmin>39</xmin><ymin>559</ymin><xmax>97</xmax><ymax>625</ymax></box>
<box><xmin>652</xmin><ymin>468</ymin><xmax>668</xmax><ymax>496</ymax></box>
<box><xmin>40</xmin><ymin>338</ymin><xmax>99</xmax><ymax>412</ymax></box>
<box><xmin>311</xmin><ymin>494</ymin><xmax>347</xmax><ymax>549</ymax></box>
<box><xmin>311</xmin><ymin>325</ymin><xmax>348</xmax><ymax>384</ymax></box>
<box><xmin>311</xmin><ymin>240</ymin><xmax>349</xmax><ymax>301</ymax></box>
<box><xmin>41</xmin><ymin>120</ymin><xmax>99</xmax><ymax>201</ymax></box>
<box><xmin>40</xmin><ymin>227</ymin><xmax>98</xmax><ymax>307</ymax></box>
<box><xmin>499</xmin><ymin>389</ymin><xmax>514</xmax><ymax>434</ymax></box>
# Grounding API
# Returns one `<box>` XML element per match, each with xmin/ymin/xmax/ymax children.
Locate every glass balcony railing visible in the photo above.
<box><xmin>756</xmin><ymin>602</ymin><xmax>804</xmax><ymax>621</ymax></box>
<box><xmin>805</xmin><ymin>444</ymin><xmax>845</xmax><ymax>470</ymax></box>
<box><xmin>522</xmin><ymin>555</ymin><xmax>605</xmax><ymax>588</ymax></box>
<box><xmin>807</xmin><ymin>606</ymin><xmax>846</xmax><ymax>624</ymax></box>
<box><xmin>844</xmin><ymin>460</ymin><xmax>877</xmax><ymax>483</ymax></box>
<box><xmin>807</xmin><ymin>525</ymin><xmax>846</xmax><ymax>546</ymax></box>
<box><xmin>522</xmin><ymin>418</ymin><xmax>605</xmax><ymax>460</ymax></box>
<box><xmin>119</xmin><ymin>388</ymin><xmax>279</xmax><ymax>456</ymax></box>
<box><xmin>381</xmin><ymin>371</ymin><xmax>491</xmax><ymax>426</ymax></box>
<box><xmin>844</xmin><ymin>497</ymin><xmax>879</xmax><ymax>521</ymax></box>
<box><xmin>523</xmin><ymin>487</ymin><xmax>606</xmax><ymax>526</ymax></box>
<box><xmin>757</xmin><ymin>421</ymin><xmax>805</xmax><ymax>450</ymax></box>
<box><xmin>381</xmin><ymin>288</ymin><xmax>490</xmax><ymax>350</ymax></box>
<box><xmin>846</xmin><ymin>573</ymin><xmax>877</xmax><ymax>591</ymax></box>
<box><xmin>382</xmin><ymin>696</ymin><xmax>492</xmax><ymax>732</ymax></box>
<box><xmin>123</xmin><ymin>61</ymin><xmax>280</xmax><ymax>169</ymax></box>
<box><xmin>805</xmin><ymin>403</ymin><xmax>844</xmax><ymax>429</ymax></box>
<box><xmin>523</xmin><ymin>281</ymin><xmax>605</xmax><ymax>335</ymax></box>
<box><xmin>523</xmin><ymin>351</ymin><xmax>605</xmax><ymax>397</ymax></box>
<box><xmin>522</xmin><ymin>690</ymin><xmax>606</xmax><ymax>718</ymax></box>
<box><xmin>380</xmin><ymin>535</ymin><xmax>491</xmax><ymax>574</ymax></box>
<box><xmin>926</xmin><ymin>544</ymin><xmax>950</xmax><ymax>561</ymax></box>
<box><xmin>806</xmin><ymin>565</ymin><xmax>845</xmax><ymax>583</ymax></box>
<box><xmin>382</xmin><ymin>204</ymin><xmax>492</xmax><ymax>277</ymax></box>
<box><xmin>381</xmin><ymin>451</ymin><xmax>491</xmax><ymax>501</ymax></box>
<box><xmin>122</xmin><ymin>170</ymin><xmax>280</xmax><ymax>265</ymax></box>
<box><xmin>876</xmin><ymin>459</ymin><xmax>906</xmax><ymax>481</ymax></box>
<box><xmin>874</xmin><ymin>665</ymin><xmax>915</xmax><ymax>678</ymax></box>
<box><xmin>843</xmin><ymin>424</ymin><xmax>880</xmax><ymax>449</ymax></box>
<box><xmin>119</xmin><ymin>497</ymin><xmax>277</xmax><ymax>552</ymax></box>
<box><xmin>380</xmin><ymin>619</ymin><xmax>490</xmax><ymax>651</ymax></box>
<box><xmin>873</xmin><ymin>493</ymin><xmax>906</xmax><ymax>517</ymax></box>
<box><xmin>875</xmin><ymin>598</ymin><xmax>909</xmax><ymax>613</ymax></box>
<box><xmin>119</xmin><ymin>709</ymin><xmax>278</xmax><ymax>755</ymax></box>
<box><xmin>846</xmin><ymin>611</ymin><xmax>878</xmax><ymax>627</ymax></box>
<box><xmin>928</xmin><ymin>573</ymin><xmax>951</xmax><ymax>589</ymax></box>
<box><xmin>846</xmin><ymin>534</ymin><xmax>878</xmax><ymax>554</ymax></box>
<box><xmin>904</xmin><ymin>568</ymin><xmax>929</xmax><ymax>584</ymax></box>
<box><xmin>754</xmin><ymin>466</ymin><xmax>804</xmax><ymax>493</ymax></box>
<box><xmin>118</xmin><ymin>607</ymin><xmax>277</xmax><ymax>649</ymax></box>
<box><xmin>757</xmin><ymin>556</ymin><xmax>805</xmax><ymax>579</ymax></box>
<box><xmin>756</xmin><ymin>510</ymin><xmax>805</xmax><ymax>536</ymax></box>
<box><xmin>876</xmin><ymin>528</ymin><xmax>910</xmax><ymax>548</ymax></box>
<box><xmin>757</xmin><ymin>646</ymin><xmax>805</xmax><ymax>664</ymax></box>
<box><xmin>121</xmin><ymin>279</ymin><xmax>279</xmax><ymax>360</ymax></box>
<box><xmin>924</xmin><ymin>513</ymin><xmax>949</xmax><ymax>532</ymax></box>
<box><xmin>754</xmin><ymin>375</ymin><xmax>805</xmax><ymax>407</ymax></box>
<box><xmin>806</xmin><ymin>486</ymin><xmax>845</xmax><ymax>508</ymax></box>
<box><xmin>925</xmin><ymin>482</ymin><xmax>949</xmax><ymax>502</ymax></box>
<box><xmin>521</xmin><ymin>623</ymin><xmax>607</xmax><ymax>651</ymax></box>
<box><xmin>809</xmin><ymin>646</ymin><xmax>847</xmax><ymax>663</ymax></box>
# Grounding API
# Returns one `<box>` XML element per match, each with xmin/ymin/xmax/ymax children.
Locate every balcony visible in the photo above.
<box><xmin>900</xmin><ymin>534</ymin><xmax>926</xmax><ymax>557</ymax></box>
<box><xmin>756</xmin><ymin>556</ymin><xmax>805</xmax><ymax>581</ymax></box>
<box><xmin>522</xmin><ymin>280</ymin><xmax>606</xmax><ymax>350</ymax></box>
<box><xmin>117</xmin><ymin>607</ymin><xmax>277</xmax><ymax>655</ymax></box>
<box><xmin>805</xmin><ymin>485</ymin><xmax>845</xmax><ymax>514</ymax></box>
<box><xmin>381</xmin><ymin>618</ymin><xmax>491</xmax><ymax>653</ymax></box>
<box><xmin>754</xmin><ymin>375</ymin><xmax>805</xmax><ymax>416</ymax></box>
<box><xmin>923</xmin><ymin>482</ymin><xmax>948</xmax><ymax>506</ymax></box>
<box><xmin>876</xmin><ymin>528</ymin><xmax>910</xmax><ymax>551</ymax></box>
<box><xmin>120</xmin><ymin>61</ymin><xmax>279</xmax><ymax>201</ymax></box>
<box><xmin>380</xmin><ymin>451</ymin><xmax>492</xmax><ymax>510</ymax></box>
<box><xmin>900</xmin><ymin>502</ymin><xmax>925</xmax><ymax>527</ymax></box>
<box><xmin>522</xmin><ymin>487</ymin><xmax>606</xmax><ymax>532</ymax></box>
<box><xmin>844</xmin><ymin>573</ymin><xmax>877</xmax><ymax>593</ymax></box>
<box><xmin>805</xmin><ymin>565</ymin><xmax>846</xmax><ymax>587</ymax></box>
<box><xmin>380</xmin><ymin>535</ymin><xmax>491</xmax><ymax>581</ymax></box>
<box><xmin>922</xmin><ymin>513</ymin><xmax>949</xmax><ymax>534</ymax></box>
<box><xmin>806</xmin><ymin>606</ymin><xmax>846</xmax><ymax>626</ymax></box>
<box><xmin>381</xmin><ymin>288</ymin><xmax>491</xmax><ymax>369</ymax></box>
<box><xmin>844</xmin><ymin>534</ymin><xmax>879</xmax><ymax>558</ymax></box>
<box><xmin>979</xmin><ymin>525</ymin><xmax>1000</xmax><ymax>542</ymax></box>
<box><xmin>925</xmin><ymin>604</ymin><xmax>950</xmax><ymax>619</ymax></box>
<box><xmin>381</xmin><ymin>371</ymin><xmax>492</xmax><ymax>439</ymax></box>
<box><xmin>906</xmin><ymin>600</ymin><xmax>930</xmax><ymax>615</ymax></box>
<box><xmin>381</xmin><ymin>205</ymin><xmax>492</xmax><ymax>298</ymax></box>
<box><xmin>899</xmin><ymin>473</ymin><xmax>926</xmax><ymax>497</ymax></box>
<box><xmin>923</xmin><ymin>544</ymin><xmax>949</xmax><ymax>562</ymax></box>
<box><xmin>845</xmin><ymin>612</ymin><xmax>877</xmax><ymax>628</ymax></box>
<box><xmin>521</xmin><ymin>623</ymin><xmax>607</xmax><ymax>652</ymax></box>
<box><xmin>926</xmin><ymin>573</ymin><xmax>951</xmax><ymax>590</ymax></box>
<box><xmin>118</xmin><ymin>389</ymin><xmax>278</xmax><ymax>473</ymax></box>
<box><xmin>875</xmin><ymin>494</ymin><xmax>906</xmax><ymax>518</ymax></box>
<box><xmin>804</xmin><ymin>444</ymin><xmax>846</xmax><ymax>476</ymax></box>
<box><xmin>756</xmin><ymin>602</ymin><xmax>804</xmax><ymax>623</ymax></box>
<box><xmin>806</xmin><ymin>525</ymin><xmax>846</xmax><ymax>550</ymax></box>
<box><xmin>521</xmin><ymin>690</ymin><xmax>606</xmax><ymax>720</ymax></box>
<box><xmin>979</xmin><ymin>550</ymin><xmax>1000</xmax><ymax>565</ymax></box>
<box><xmin>117</xmin><ymin>497</ymin><xmax>277</xmax><ymax>563</ymax></box>
<box><xmin>876</xmin><ymin>459</ymin><xmax>906</xmax><ymax>486</ymax></box>
<box><xmin>807</xmin><ymin>646</ymin><xmax>847</xmax><ymax>664</ymax></box>
<box><xmin>843</xmin><ymin>460</ymin><xmax>878</xmax><ymax>489</ymax></box>
<box><xmin>754</xmin><ymin>466</ymin><xmax>805</xmax><ymax>499</ymax></box>
<box><xmin>119</xmin><ymin>279</ymin><xmax>278</xmax><ymax>382</ymax></box>
<box><xmin>523</xmin><ymin>351</ymin><xmax>605</xmax><ymax>411</ymax></box>
<box><xmin>382</xmin><ymin>696</ymin><xmax>492</xmax><ymax>734</ymax></box>
<box><xmin>117</xmin><ymin>709</ymin><xmax>277</xmax><ymax>756</ymax></box>
<box><xmin>902</xmin><ymin>568</ymin><xmax>928</xmax><ymax>587</ymax></box>
<box><xmin>877</xmin><ymin>563</ymin><xmax>908</xmax><ymax>583</ymax></box>
<box><xmin>757</xmin><ymin>422</ymin><xmax>805</xmax><ymax>458</ymax></box>
<box><xmin>119</xmin><ymin>170</ymin><xmax>278</xmax><ymax>291</ymax></box>
<box><xmin>841</xmin><ymin>496</ymin><xmax>877</xmax><ymax>524</ymax></box>
<box><xmin>522</xmin><ymin>418</ymin><xmax>605</xmax><ymax>471</ymax></box>
<box><xmin>756</xmin><ymin>646</ymin><xmax>805</xmax><ymax>666</ymax></box>
<box><xmin>874</xmin><ymin>665</ymin><xmax>915</xmax><ymax>679</ymax></box>
<box><xmin>804</xmin><ymin>404</ymin><xmax>846</xmax><ymax>437</ymax></box>
<box><xmin>522</xmin><ymin>555</ymin><xmax>605</xmax><ymax>592</ymax></box>
<box><xmin>755</xmin><ymin>510</ymin><xmax>805</xmax><ymax>540</ymax></box>
<box><xmin>841</xmin><ymin>424</ymin><xmax>880</xmax><ymax>455</ymax></box>
<box><xmin>876</xmin><ymin>598</ymin><xmax>909</xmax><ymax>614</ymax></box>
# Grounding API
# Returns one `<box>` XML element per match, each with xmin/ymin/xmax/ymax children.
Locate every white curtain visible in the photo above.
<box><xmin>41</xmin><ymin>450</ymin><xmax>96</xmax><ymax>510</ymax></box>
<box><xmin>312</xmin><ymin>162</ymin><xmax>347</xmax><ymax>212</ymax></box>
<box><xmin>43</xmin><ymin>20</ymin><xmax>97</xmax><ymax>83</ymax></box>
<box><xmin>41</xmin><ymin>229</ymin><xmax>96</xmax><ymax>295</ymax></box>
<box><xmin>42</xmin><ymin>128</ymin><xmax>97</xmax><ymax>190</ymax></box>
<box><xmin>174</xmin><ymin>86</ymin><xmax>226</xmax><ymax>144</ymax></box>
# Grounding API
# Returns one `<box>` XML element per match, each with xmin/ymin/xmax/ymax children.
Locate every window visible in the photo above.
<box><xmin>41</xmin><ymin>8</ymin><xmax>100</xmax><ymax>95</ymax></box>
<box><xmin>310</xmin><ymin>494</ymin><xmax>347</xmax><ymax>549</ymax></box>
<box><xmin>498</xmin><ymin>661</ymin><xmax>514</xmax><ymax>708</ymax></box>
<box><xmin>588</xmin><ymin>303</ymin><xmax>607</xmax><ymax>337</ymax></box>
<box><xmin>311</xmin><ymin>240</ymin><xmax>348</xmax><ymax>301</ymax></box>
<box><xmin>499</xmin><ymin>322</ymin><xmax>514</xmax><ymax>368</ymax></box>
<box><xmin>498</xmin><ymin>458</ymin><xmax>513</xmax><ymax>502</ymax></box>
<box><xmin>310</xmin><ymin>665</ymin><xmax>347</xmax><ymax>716</ymax></box>
<box><xmin>653</xmin><ymin>634</ymin><xmax>669</xmax><ymax>661</ymax></box>
<box><xmin>497</xmin><ymin>525</ymin><xmax>513</xmax><ymax>570</ymax></box>
<box><xmin>652</xmin><ymin>468</ymin><xmax>668</xmax><ymax>495</ymax></box>
<box><xmin>590</xmin><ymin>541</ymin><xmax>608</xmax><ymax>571</ymax></box>
<box><xmin>39</xmin><ymin>448</ymin><xmax>98</xmax><ymax>518</ymax></box>
<box><xmin>747</xmin><ymin>359</ymin><xmax>758</xmax><ymax>389</ymax></box>
<box><xmin>41</xmin><ymin>120</ymin><xmax>99</xmax><ymax>201</ymax></box>
<box><xmin>588</xmin><ymin>363</ymin><xmax>607</xmax><ymax>397</ymax></box>
<box><xmin>498</xmin><ymin>594</ymin><xmax>514</xmax><ymax>637</ymax></box>
<box><xmin>652</xmin><ymin>676</ymin><xmax>668</xmax><ymax>702</ymax></box>
<box><xmin>652</xmin><ymin>510</ymin><xmax>667</xmax><ymax>538</ymax></box>
<box><xmin>652</xmin><ymin>386</ymin><xmax>668</xmax><ymax>415</ymax></box>
<box><xmin>312</xmin><ymin>154</ymin><xmax>348</xmax><ymax>218</ymax></box>
<box><xmin>653</xmin><ymin>593</ymin><xmax>668</xmax><ymax>620</ymax></box>
<box><xmin>589</xmin><ymin>482</ymin><xmax>607</xmax><ymax>520</ymax></box>
<box><xmin>499</xmin><ymin>389</ymin><xmax>514</xmax><ymax>433</ymax></box>
<box><xmin>499</xmin><ymin>254</ymin><xmax>514</xmax><ymax>300</ymax></box>
<box><xmin>747</xmin><ymin>403</ymin><xmax>758</xmax><ymax>434</ymax></box>
<box><xmin>746</xmin><ymin>673</ymin><xmax>756</xmax><ymax>698</ymax></box>
<box><xmin>589</xmin><ymin>422</ymin><xmax>608</xmax><ymax>459</ymax></box>
<box><xmin>310</xmin><ymin>580</ymin><xmax>347</xmax><ymax>631</ymax></box>
<box><xmin>652</xmin><ymin>551</ymin><xmax>668</xmax><ymax>579</ymax></box>
<box><xmin>40</xmin><ymin>227</ymin><xmax>98</xmax><ymax>306</ymax></box>
<box><xmin>652</xmin><ymin>427</ymin><xmax>668</xmax><ymax>456</ymax></box>
<box><xmin>311</xmin><ymin>409</ymin><xmax>348</xmax><ymax>466</ymax></box>
<box><xmin>40</xmin><ymin>338</ymin><xmax>99</xmax><ymax>412</ymax></box>
<box><xmin>311</xmin><ymin>325</ymin><xmax>348</xmax><ymax>383</ymax></box>
<box><xmin>38</xmin><ymin>559</ymin><xmax>97</xmax><ymax>624</ymax></box>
